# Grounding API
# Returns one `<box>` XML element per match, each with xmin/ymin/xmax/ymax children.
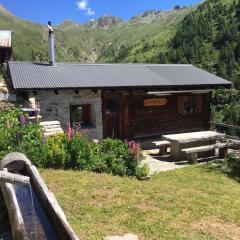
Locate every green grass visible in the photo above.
<box><xmin>38</xmin><ymin>165</ymin><xmax>240</xmax><ymax>240</ymax></box>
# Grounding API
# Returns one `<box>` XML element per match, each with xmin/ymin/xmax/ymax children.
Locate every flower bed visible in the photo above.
<box><xmin>0</xmin><ymin>107</ymin><xmax>148</xmax><ymax>178</ymax></box>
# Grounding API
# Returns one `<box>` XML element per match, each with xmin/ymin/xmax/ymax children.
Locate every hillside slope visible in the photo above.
<box><xmin>0</xmin><ymin>4</ymin><xmax>192</xmax><ymax>63</ymax></box>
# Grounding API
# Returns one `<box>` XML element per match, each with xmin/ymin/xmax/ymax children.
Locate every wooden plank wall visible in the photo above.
<box><xmin>129</xmin><ymin>93</ymin><xmax>211</xmax><ymax>138</ymax></box>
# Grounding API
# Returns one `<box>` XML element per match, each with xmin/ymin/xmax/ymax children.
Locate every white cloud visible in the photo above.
<box><xmin>76</xmin><ymin>0</ymin><xmax>95</xmax><ymax>16</ymax></box>
<box><xmin>87</xmin><ymin>8</ymin><xmax>95</xmax><ymax>16</ymax></box>
<box><xmin>76</xmin><ymin>0</ymin><xmax>87</xmax><ymax>10</ymax></box>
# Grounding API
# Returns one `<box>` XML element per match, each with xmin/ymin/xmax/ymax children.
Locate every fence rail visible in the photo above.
<box><xmin>210</xmin><ymin>122</ymin><xmax>240</xmax><ymax>139</ymax></box>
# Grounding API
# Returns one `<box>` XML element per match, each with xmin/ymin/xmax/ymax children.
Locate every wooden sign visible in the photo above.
<box><xmin>144</xmin><ymin>98</ymin><xmax>167</xmax><ymax>107</ymax></box>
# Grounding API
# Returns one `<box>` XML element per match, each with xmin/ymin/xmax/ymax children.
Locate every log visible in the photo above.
<box><xmin>0</xmin><ymin>171</ymin><xmax>30</xmax><ymax>185</ymax></box>
<box><xmin>0</xmin><ymin>152</ymin><xmax>31</xmax><ymax>173</ymax></box>
<box><xmin>0</xmin><ymin>168</ymin><xmax>29</xmax><ymax>240</ymax></box>
<box><xmin>27</xmin><ymin>165</ymin><xmax>79</xmax><ymax>240</ymax></box>
<box><xmin>1</xmin><ymin>152</ymin><xmax>79</xmax><ymax>240</ymax></box>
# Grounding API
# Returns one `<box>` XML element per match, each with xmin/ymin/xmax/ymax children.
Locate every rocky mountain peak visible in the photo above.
<box><xmin>87</xmin><ymin>16</ymin><xmax>123</xmax><ymax>29</ymax></box>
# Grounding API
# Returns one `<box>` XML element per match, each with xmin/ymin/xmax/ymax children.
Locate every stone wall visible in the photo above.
<box><xmin>28</xmin><ymin>89</ymin><xmax>103</xmax><ymax>140</ymax></box>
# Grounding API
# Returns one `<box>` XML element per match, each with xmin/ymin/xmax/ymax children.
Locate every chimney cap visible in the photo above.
<box><xmin>47</xmin><ymin>21</ymin><xmax>53</xmax><ymax>33</ymax></box>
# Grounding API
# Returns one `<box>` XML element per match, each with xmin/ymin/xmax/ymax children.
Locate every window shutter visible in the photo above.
<box><xmin>83</xmin><ymin>104</ymin><xmax>92</xmax><ymax>125</ymax></box>
<box><xmin>196</xmin><ymin>95</ymin><xmax>203</xmax><ymax>113</ymax></box>
<box><xmin>177</xmin><ymin>96</ymin><xmax>184</xmax><ymax>114</ymax></box>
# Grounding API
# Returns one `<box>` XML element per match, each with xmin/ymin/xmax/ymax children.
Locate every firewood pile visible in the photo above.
<box><xmin>0</xmin><ymin>101</ymin><xmax>14</xmax><ymax>111</ymax></box>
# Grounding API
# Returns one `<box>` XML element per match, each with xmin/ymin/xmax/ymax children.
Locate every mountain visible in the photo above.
<box><xmin>1</xmin><ymin>0</ymin><xmax>240</xmax><ymax>89</ymax></box>
<box><xmin>86</xmin><ymin>16</ymin><xmax>123</xmax><ymax>29</ymax></box>
<box><xmin>0</xmin><ymin>4</ymin><xmax>192</xmax><ymax>63</ymax></box>
<box><xmin>161</xmin><ymin>0</ymin><xmax>240</xmax><ymax>89</ymax></box>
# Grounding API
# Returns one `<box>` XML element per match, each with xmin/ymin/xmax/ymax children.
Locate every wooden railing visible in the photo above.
<box><xmin>210</xmin><ymin>122</ymin><xmax>240</xmax><ymax>139</ymax></box>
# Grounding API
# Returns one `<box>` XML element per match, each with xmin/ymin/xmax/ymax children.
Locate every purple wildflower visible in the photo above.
<box><xmin>25</xmin><ymin>116</ymin><xmax>30</xmax><ymax>125</ymax></box>
<box><xmin>18</xmin><ymin>115</ymin><xmax>25</xmax><ymax>126</ymax></box>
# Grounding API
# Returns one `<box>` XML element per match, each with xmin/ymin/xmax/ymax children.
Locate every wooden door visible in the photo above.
<box><xmin>102</xmin><ymin>95</ymin><xmax>121</xmax><ymax>138</ymax></box>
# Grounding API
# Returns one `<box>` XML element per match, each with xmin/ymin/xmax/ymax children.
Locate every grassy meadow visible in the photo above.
<box><xmin>38</xmin><ymin>165</ymin><xmax>240</xmax><ymax>240</ymax></box>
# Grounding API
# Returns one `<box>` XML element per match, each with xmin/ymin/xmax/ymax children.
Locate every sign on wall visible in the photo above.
<box><xmin>144</xmin><ymin>98</ymin><xmax>167</xmax><ymax>107</ymax></box>
<box><xmin>0</xmin><ymin>31</ymin><xmax>11</xmax><ymax>47</ymax></box>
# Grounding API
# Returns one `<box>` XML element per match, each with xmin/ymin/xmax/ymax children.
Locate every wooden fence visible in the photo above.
<box><xmin>210</xmin><ymin>122</ymin><xmax>240</xmax><ymax>139</ymax></box>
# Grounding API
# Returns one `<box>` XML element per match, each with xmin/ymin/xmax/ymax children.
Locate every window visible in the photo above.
<box><xmin>105</xmin><ymin>99</ymin><xmax>119</xmax><ymax>114</ymax></box>
<box><xmin>70</xmin><ymin>104</ymin><xmax>92</xmax><ymax>128</ymax></box>
<box><xmin>183</xmin><ymin>96</ymin><xmax>197</xmax><ymax>113</ymax></box>
<box><xmin>178</xmin><ymin>95</ymin><xmax>203</xmax><ymax>114</ymax></box>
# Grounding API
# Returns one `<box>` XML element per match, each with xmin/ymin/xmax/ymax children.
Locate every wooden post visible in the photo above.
<box><xmin>188</xmin><ymin>153</ymin><xmax>198</xmax><ymax>164</ymax></box>
<box><xmin>159</xmin><ymin>146</ymin><xmax>168</xmax><ymax>156</ymax></box>
<box><xmin>0</xmin><ymin>168</ymin><xmax>29</xmax><ymax>240</ymax></box>
<box><xmin>219</xmin><ymin>147</ymin><xmax>228</xmax><ymax>159</ymax></box>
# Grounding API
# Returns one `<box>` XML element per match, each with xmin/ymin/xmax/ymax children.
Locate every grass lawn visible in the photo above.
<box><xmin>40</xmin><ymin>165</ymin><xmax>240</xmax><ymax>240</ymax></box>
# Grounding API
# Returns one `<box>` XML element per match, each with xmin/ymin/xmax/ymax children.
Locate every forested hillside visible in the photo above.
<box><xmin>166</xmin><ymin>0</ymin><xmax>240</xmax><ymax>130</ymax></box>
<box><xmin>168</xmin><ymin>0</ymin><xmax>240</xmax><ymax>89</ymax></box>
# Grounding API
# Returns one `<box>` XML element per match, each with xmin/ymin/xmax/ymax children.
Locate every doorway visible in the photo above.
<box><xmin>102</xmin><ymin>95</ymin><xmax>121</xmax><ymax>138</ymax></box>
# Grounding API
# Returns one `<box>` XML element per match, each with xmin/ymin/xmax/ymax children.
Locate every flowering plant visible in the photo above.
<box><xmin>126</xmin><ymin>141</ymin><xmax>141</xmax><ymax>161</ymax></box>
<box><xmin>67</xmin><ymin>122</ymin><xmax>88</xmax><ymax>141</ymax></box>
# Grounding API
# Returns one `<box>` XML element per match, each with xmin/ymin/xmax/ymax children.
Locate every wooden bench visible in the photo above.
<box><xmin>182</xmin><ymin>144</ymin><xmax>216</xmax><ymax>164</ymax></box>
<box><xmin>153</xmin><ymin>140</ymin><xmax>171</xmax><ymax>156</ymax></box>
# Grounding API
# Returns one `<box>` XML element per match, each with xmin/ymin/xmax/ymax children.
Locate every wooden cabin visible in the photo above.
<box><xmin>8</xmin><ymin>62</ymin><xmax>231</xmax><ymax>140</ymax></box>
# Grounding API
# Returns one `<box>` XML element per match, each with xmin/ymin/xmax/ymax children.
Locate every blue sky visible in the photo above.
<box><xmin>0</xmin><ymin>0</ymin><xmax>201</xmax><ymax>25</ymax></box>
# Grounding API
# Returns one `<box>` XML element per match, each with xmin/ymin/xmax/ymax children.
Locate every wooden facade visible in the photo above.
<box><xmin>102</xmin><ymin>90</ymin><xmax>211</xmax><ymax>140</ymax></box>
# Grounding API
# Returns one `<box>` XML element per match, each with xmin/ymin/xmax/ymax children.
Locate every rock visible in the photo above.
<box><xmin>106</xmin><ymin>234</ymin><xmax>139</xmax><ymax>240</ymax></box>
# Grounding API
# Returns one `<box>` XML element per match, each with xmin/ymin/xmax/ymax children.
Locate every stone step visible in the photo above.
<box><xmin>41</xmin><ymin>124</ymin><xmax>61</xmax><ymax>129</ymax></box>
<box><xmin>40</xmin><ymin>121</ymin><xmax>61</xmax><ymax>126</ymax></box>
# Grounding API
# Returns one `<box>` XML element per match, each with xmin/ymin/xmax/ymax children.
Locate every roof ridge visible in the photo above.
<box><xmin>9</xmin><ymin>61</ymin><xmax>193</xmax><ymax>67</ymax></box>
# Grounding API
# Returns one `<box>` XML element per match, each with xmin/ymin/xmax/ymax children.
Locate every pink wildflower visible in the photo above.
<box><xmin>127</xmin><ymin>141</ymin><xmax>141</xmax><ymax>161</ymax></box>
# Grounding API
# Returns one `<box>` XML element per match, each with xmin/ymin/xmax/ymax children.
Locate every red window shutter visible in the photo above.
<box><xmin>196</xmin><ymin>95</ymin><xmax>203</xmax><ymax>113</ymax></box>
<box><xmin>177</xmin><ymin>96</ymin><xmax>184</xmax><ymax>114</ymax></box>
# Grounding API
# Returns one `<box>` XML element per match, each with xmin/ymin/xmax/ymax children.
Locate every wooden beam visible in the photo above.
<box><xmin>0</xmin><ymin>168</ymin><xmax>29</xmax><ymax>240</ymax></box>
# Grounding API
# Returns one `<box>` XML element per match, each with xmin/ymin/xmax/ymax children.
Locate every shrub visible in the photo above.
<box><xmin>0</xmin><ymin>107</ymin><xmax>149</xmax><ymax>178</ymax></box>
<box><xmin>135</xmin><ymin>164</ymin><xmax>150</xmax><ymax>179</ymax></box>
<box><xmin>99</xmin><ymin>139</ymin><xmax>129</xmax><ymax>176</ymax></box>
<box><xmin>226</xmin><ymin>154</ymin><xmax>240</xmax><ymax>179</ymax></box>
<box><xmin>67</xmin><ymin>133</ymin><xmax>92</xmax><ymax>170</ymax></box>
<box><xmin>44</xmin><ymin>133</ymin><xmax>69</xmax><ymax>168</ymax></box>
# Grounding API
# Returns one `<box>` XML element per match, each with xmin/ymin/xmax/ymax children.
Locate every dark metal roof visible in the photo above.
<box><xmin>8</xmin><ymin>61</ymin><xmax>232</xmax><ymax>90</ymax></box>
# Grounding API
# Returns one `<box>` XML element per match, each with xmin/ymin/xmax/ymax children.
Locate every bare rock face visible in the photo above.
<box><xmin>106</xmin><ymin>233</ymin><xmax>139</xmax><ymax>240</ymax></box>
<box><xmin>87</xmin><ymin>16</ymin><xmax>123</xmax><ymax>29</ymax></box>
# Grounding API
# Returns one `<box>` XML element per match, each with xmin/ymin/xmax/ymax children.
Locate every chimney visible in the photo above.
<box><xmin>48</xmin><ymin>21</ymin><xmax>55</xmax><ymax>66</ymax></box>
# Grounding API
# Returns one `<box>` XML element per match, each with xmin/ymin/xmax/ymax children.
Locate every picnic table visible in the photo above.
<box><xmin>162</xmin><ymin>131</ymin><xmax>226</xmax><ymax>161</ymax></box>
